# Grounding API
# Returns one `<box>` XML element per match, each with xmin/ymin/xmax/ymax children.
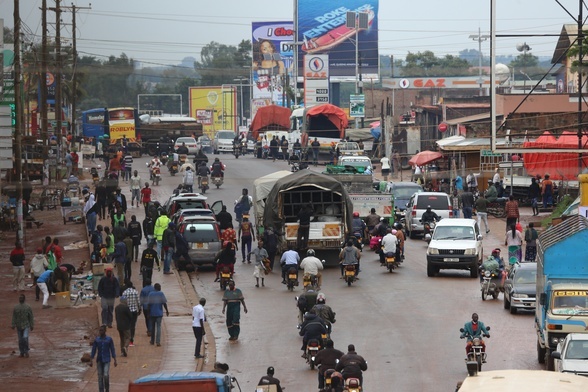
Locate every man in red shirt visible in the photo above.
<box><xmin>49</xmin><ymin>238</ymin><xmax>63</xmax><ymax>265</ymax></box>
<box><xmin>140</xmin><ymin>182</ymin><xmax>152</xmax><ymax>215</ymax></box>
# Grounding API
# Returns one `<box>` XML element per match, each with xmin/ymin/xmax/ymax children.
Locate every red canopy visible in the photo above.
<box><xmin>250</xmin><ymin>105</ymin><xmax>292</xmax><ymax>139</ymax></box>
<box><xmin>522</xmin><ymin>131</ymin><xmax>588</xmax><ymax>181</ymax></box>
<box><xmin>408</xmin><ymin>150</ymin><xmax>444</xmax><ymax>167</ymax></box>
<box><xmin>305</xmin><ymin>104</ymin><xmax>348</xmax><ymax>138</ymax></box>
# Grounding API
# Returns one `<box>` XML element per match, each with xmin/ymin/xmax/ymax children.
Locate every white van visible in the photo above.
<box><xmin>212</xmin><ymin>130</ymin><xmax>236</xmax><ymax>154</ymax></box>
<box><xmin>405</xmin><ymin>192</ymin><xmax>452</xmax><ymax>238</ymax></box>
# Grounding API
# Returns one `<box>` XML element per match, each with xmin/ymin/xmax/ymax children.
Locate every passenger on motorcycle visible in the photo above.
<box><xmin>339</xmin><ymin>240</ymin><xmax>361</xmax><ymax>277</ymax></box>
<box><xmin>299</xmin><ymin>309</ymin><xmax>328</xmax><ymax>358</ymax></box>
<box><xmin>280</xmin><ymin>245</ymin><xmax>300</xmax><ymax>284</ymax></box>
<box><xmin>460</xmin><ymin>313</ymin><xmax>490</xmax><ymax>356</ymax></box>
<box><xmin>292</xmin><ymin>139</ymin><xmax>302</xmax><ymax>158</ymax></box>
<box><xmin>296</xmin><ymin>288</ymin><xmax>318</xmax><ymax>327</ymax></box>
<box><xmin>421</xmin><ymin>205</ymin><xmax>441</xmax><ymax>224</ymax></box>
<box><xmin>394</xmin><ymin>222</ymin><xmax>405</xmax><ymax>260</ymax></box>
<box><xmin>335</xmin><ymin>344</ymin><xmax>368</xmax><ymax>386</ymax></box>
<box><xmin>371</xmin><ymin>217</ymin><xmax>389</xmax><ymax>238</ymax></box>
<box><xmin>182</xmin><ymin>166</ymin><xmax>194</xmax><ymax>192</ymax></box>
<box><xmin>176</xmin><ymin>142</ymin><xmax>189</xmax><ymax>155</ymax></box>
<box><xmin>311</xmin><ymin>293</ymin><xmax>336</xmax><ymax>333</ymax></box>
<box><xmin>193</xmin><ymin>148</ymin><xmax>208</xmax><ymax>165</ymax></box>
<box><xmin>479</xmin><ymin>254</ymin><xmax>503</xmax><ymax>284</ymax></box>
<box><xmin>380</xmin><ymin>228</ymin><xmax>397</xmax><ymax>264</ymax></box>
<box><xmin>314</xmin><ymin>340</ymin><xmax>344</xmax><ymax>391</ymax></box>
<box><xmin>300</xmin><ymin>249</ymin><xmax>324</xmax><ymax>289</ymax></box>
<box><xmin>210</xmin><ymin>157</ymin><xmax>225</xmax><ymax>178</ymax></box>
<box><xmin>196</xmin><ymin>161</ymin><xmax>211</xmax><ymax>187</ymax></box>
<box><xmin>214</xmin><ymin>241</ymin><xmax>236</xmax><ymax>282</ymax></box>
<box><xmin>351</xmin><ymin>212</ymin><xmax>367</xmax><ymax>241</ymax></box>
<box><xmin>148</xmin><ymin>156</ymin><xmax>162</xmax><ymax>180</ymax></box>
<box><xmin>484</xmin><ymin>179</ymin><xmax>498</xmax><ymax>202</ymax></box>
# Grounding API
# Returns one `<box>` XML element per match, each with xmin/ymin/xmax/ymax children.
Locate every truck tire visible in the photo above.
<box><xmin>546</xmin><ymin>349</ymin><xmax>554</xmax><ymax>370</ymax></box>
<box><xmin>537</xmin><ymin>340</ymin><xmax>546</xmax><ymax>364</ymax></box>
<box><xmin>504</xmin><ymin>296</ymin><xmax>510</xmax><ymax>309</ymax></box>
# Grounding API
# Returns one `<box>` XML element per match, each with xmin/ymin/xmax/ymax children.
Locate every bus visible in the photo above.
<box><xmin>81</xmin><ymin>107</ymin><xmax>139</xmax><ymax>141</ymax></box>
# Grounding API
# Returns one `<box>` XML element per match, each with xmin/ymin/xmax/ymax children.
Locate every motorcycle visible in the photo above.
<box><xmin>480</xmin><ymin>269</ymin><xmax>504</xmax><ymax>300</ymax></box>
<box><xmin>323</xmin><ymin>369</ymin><xmax>345</xmax><ymax>392</ymax></box>
<box><xmin>241</xmin><ymin>140</ymin><xmax>248</xmax><ymax>155</ymax></box>
<box><xmin>487</xmin><ymin>198</ymin><xmax>507</xmax><ymax>218</ymax></box>
<box><xmin>90</xmin><ymin>167</ymin><xmax>100</xmax><ymax>184</ymax></box>
<box><xmin>383</xmin><ymin>251</ymin><xmax>398</xmax><ymax>273</ymax></box>
<box><xmin>151</xmin><ymin>167</ymin><xmax>161</xmax><ymax>186</ymax></box>
<box><xmin>211</xmin><ymin>176</ymin><xmax>223</xmax><ymax>189</ymax></box>
<box><xmin>233</xmin><ymin>143</ymin><xmax>240</xmax><ymax>159</ymax></box>
<box><xmin>305</xmin><ymin>338</ymin><xmax>322</xmax><ymax>370</ymax></box>
<box><xmin>460</xmin><ymin>326</ymin><xmax>491</xmax><ymax>374</ymax></box>
<box><xmin>219</xmin><ymin>266</ymin><xmax>233</xmax><ymax>291</ymax></box>
<box><xmin>262</xmin><ymin>145</ymin><xmax>269</xmax><ymax>159</ymax></box>
<box><xmin>422</xmin><ymin>220</ymin><xmax>437</xmax><ymax>243</ymax></box>
<box><xmin>302</xmin><ymin>272</ymin><xmax>320</xmax><ymax>291</ymax></box>
<box><xmin>169</xmin><ymin>161</ymin><xmax>179</xmax><ymax>176</ymax></box>
<box><xmin>200</xmin><ymin>176</ymin><xmax>209</xmax><ymax>194</ymax></box>
<box><xmin>286</xmin><ymin>267</ymin><xmax>299</xmax><ymax>291</ymax></box>
<box><xmin>344</xmin><ymin>378</ymin><xmax>362</xmax><ymax>392</ymax></box>
<box><xmin>343</xmin><ymin>263</ymin><xmax>358</xmax><ymax>286</ymax></box>
<box><xmin>160</xmin><ymin>152</ymin><xmax>169</xmax><ymax>166</ymax></box>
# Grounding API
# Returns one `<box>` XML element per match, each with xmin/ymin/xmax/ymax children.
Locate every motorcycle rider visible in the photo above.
<box><xmin>421</xmin><ymin>205</ymin><xmax>441</xmax><ymax>224</ymax></box>
<box><xmin>460</xmin><ymin>313</ymin><xmax>490</xmax><ymax>358</ymax></box>
<box><xmin>257</xmin><ymin>366</ymin><xmax>283</xmax><ymax>392</ymax></box>
<box><xmin>365</xmin><ymin>208</ymin><xmax>381</xmax><ymax>233</ymax></box>
<box><xmin>299</xmin><ymin>308</ymin><xmax>328</xmax><ymax>358</ymax></box>
<box><xmin>394</xmin><ymin>222</ymin><xmax>406</xmax><ymax>260</ymax></box>
<box><xmin>148</xmin><ymin>156</ymin><xmax>162</xmax><ymax>180</ymax></box>
<box><xmin>214</xmin><ymin>241</ymin><xmax>236</xmax><ymax>282</ymax></box>
<box><xmin>335</xmin><ymin>344</ymin><xmax>368</xmax><ymax>386</ymax></box>
<box><xmin>314</xmin><ymin>339</ymin><xmax>344</xmax><ymax>391</ymax></box>
<box><xmin>372</xmin><ymin>217</ymin><xmax>389</xmax><ymax>238</ymax></box>
<box><xmin>292</xmin><ymin>138</ymin><xmax>302</xmax><ymax>160</ymax></box>
<box><xmin>479</xmin><ymin>253</ymin><xmax>502</xmax><ymax>284</ymax></box>
<box><xmin>300</xmin><ymin>249</ymin><xmax>324</xmax><ymax>289</ymax></box>
<box><xmin>484</xmin><ymin>179</ymin><xmax>498</xmax><ymax>202</ymax></box>
<box><xmin>176</xmin><ymin>142</ymin><xmax>189</xmax><ymax>155</ymax></box>
<box><xmin>182</xmin><ymin>166</ymin><xmax>194</xmax><ymax>193</ymax></box>
<box><xmin>210</xmin><ymin>157</ymin><xmax>225</xmax><ymax>178</ymax></box>
<box><xmin>311</xmin><ymin>293</ymin><xmax>336</xmax><ymax>333</ymax></box>
<box><xmin>339</xmin><ymin>240</ymin><xmax>361</xmax><ymax>277</ymax></box>
<box><xmin>380</xmin><ymin>228</ymin><xmax>397</xmax><ymax>265</ymax></box>
<box><xmin>296</xmin><ymin>288</ymin><xmax>318</xmax><ymax>327</ymax></box>
<box><xmin>193</xmin><ymin>148</ymin><xmax>208</xmax><ymax>167</ymax></box>
<box><xmin>280</xmin><ymin>245</ymin><xmax>300</xmax><ymax>284</ymax></box>
<box><xmin>351</xmin><ymin>212</ymin><xmax>367</xmax><ymax>243</ymax></box>
<box><xmin>196</xmin><ymin>161</ymin><xmax>211</xmax><ymax>188</ymax></box>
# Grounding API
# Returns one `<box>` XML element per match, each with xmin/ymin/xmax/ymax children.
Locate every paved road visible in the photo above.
<box><xmin>174</xmin><ymin>154</ymin><xmax>542</xmax><ymax>392</ymax></box>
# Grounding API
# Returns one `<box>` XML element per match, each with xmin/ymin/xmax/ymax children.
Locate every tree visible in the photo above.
<box><xmin>400</xmin><ymin>51</ymin><xmax>473</xmax><ymax>77</ymax></box>
<box><xmin>195</xmin><ymin>40</ymin><xmax>251</xmax><ymax>86</ymax></box>
<box><xmin>175</xmin><ymin>77</ymin><xmax>199</xmax><ymax>114</ymax></box>
<box><xmin>3</xmin><ymin>27</ymin><xmax>14</xmax><ymax>43</ymax></box>
<box><xmin>509</xmin><ymin>53</ymin><xmax>539</xmax><ymax>68</ymax></box>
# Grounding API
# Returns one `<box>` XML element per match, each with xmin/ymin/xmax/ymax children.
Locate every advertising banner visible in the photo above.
<box><xmin>297</xmin><ymin>0</ymin><xmax>379</xmax><ymax>78</ymax></box>
<box><xmin>304</xmin><ymin>54</ymin><xmax>329</xmax><ymax>107</ymax></box>
<box><xmin>251</xmin><ymin>21</ymin><xmax>294</xmax><ymax>109</ymax></box>
<box><xmin>189</xmin><ymin>86</ymin><xmax>237</xmax><ymax>135</ymax></box>
<box><xmin>349</xmin><ymin>94</ymin><xmax>365</xmax><ymax>117</ymax></box>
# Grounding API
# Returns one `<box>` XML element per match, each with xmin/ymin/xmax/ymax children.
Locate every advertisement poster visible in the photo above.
<box><xmin>189</xmin><ymin>86</ymin><xmax>237</xmax><ymax>135</ymax></box>
<box><xmin>297</xmin><ymin>0</ymin><xmax>379</xmax><ymax>78</ymax></box>
<box><xmin>251</xmin><ymin>21</ymin><xmax>294</xmax><ymax>109</ymax></box>
<box><xmin>349</xmin><ymin>94</ymin><xmax>365</xmax><ymax>117</ymax></box>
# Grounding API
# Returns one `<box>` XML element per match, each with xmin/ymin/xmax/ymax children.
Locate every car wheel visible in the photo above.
<box><xmin>546</xmin><ymin>349</ymin><xmax>555</xmax><ymax>371</ymax></box>
<box><xmin>510</xmin><ymin>305</ymin><xmax>517</xmax><ymax>314</ymax></box>
<box><xmin>504</xmin><ymin>295</ymin><xmax>511</xmax><ymax>309</ymax></box>
<box><xmin>470</xmin><ymin>264</ymin><xmax>478</xmax><ymax>278</ymax></box>
<box><xmin>537</xmin><ymin>340</ymin><xmax>546</xmax><ymax>364</ymax></box>
<box><xmin>409</xmin><ymin>227</ymin><xmax>416</xmax><ymax>239</ymax></box>
<box><xmin>427</xmin><ymin>262</ymin><xmax>435</xmax><ymax>277</ymax></box>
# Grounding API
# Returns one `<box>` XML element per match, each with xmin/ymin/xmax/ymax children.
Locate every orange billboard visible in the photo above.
<box><xmin>189</xmin><ymin>86</ymin><xmax>237</xmax><ymax>135</ymax></box>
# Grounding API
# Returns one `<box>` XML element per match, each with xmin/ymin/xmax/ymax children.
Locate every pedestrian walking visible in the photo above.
<box><xmin>192</xmin><ymin>298</ymin><xmax>206</xmax><ymax>359</ymax></box>
<box><xmin>122</xmin><ymin>281</ymin><xmax>140</xmax><ymax>346</ymax></box>
<box><xmin>140</xmin><ymin>279</ymin><xmax>155</xmax><ymax>336</ymax></box>
<box><xmin>222</xmin><ymin>280</ymin><xmax>248</xmax><ymax>341</ymax></box>
<box><xmin>104</xmin><ymin>227</ymin><xmax>115</xmax><ymax>262</ymax></box>
<box><xmin>142</xmin><ymin>213</ymin><xmax>155</xmax><ymax>246</ymax></box>
<box><xmin>97</xmin><ymin>267</ymin><xmax>120</xmax><ymax>328</ymax></box>
<box><xmin>140</xmin><ymin>182</ymin><xmax>152</xmax><ymax>216</ymax></box>
<box><xmin>251</xmin><ymin>240</ymin><xmax>269</xmax><ymax>287</ymax></box>
<box><xmin>130</xmin><ymin>170</ymin><xmax>141</xmax><ymax>208</ymax></box>
<box><xmin>147</xmin><ymin>283</ymin><xmax>169</xmax><ymax>346</ymax></box>
<box><xmin>505</xmin><ymin>195</ymin><xmax>520</xmax><ymax>231</ymax></box>
<box><xmin>154</xmin><ymin>213</ymin><xmax>171</xmax><ymax>259</ymax></box>
<box><xmin>12</xmin><ymin>294</ymin><xmax>34</xmax><ymax>358</ymax></box>
<box><xmin>96</xmin><ymin>181</ymin><xmax>108</xmax><ymax>220</ymax></box>
<box><xmin>123</xmin><ymin>153</ymin><xmax>133</xmax><ymax>182</ymax></box>
<box><xmin>127</xmin><ymin>215</ymin><xmax>143</xmax><ymax>263</ymax></box>
<box><xmin>311</xmin><ymin>137</ymin><xmax>321</xmax><ymax>166</ymax></box>
<box><xmin>10</xmin><ymin>241</ymin><xmax>26</xmax><ymax>292</ymax></box>
<box><xmin>460</xmin><ymin>188</ymin><xmax>475</xmax><ymax>219</ymax></box>
<box><xmin>524</xmin><ymin>222</ymin><xmax>539</xmax><ymax>262</ymax></box>
<box><xmin>30</xmin><ymin>248</ymin><xmax>48</xmax><ymax>301</ymax></box>
<box><xmin>123</xmin><ymin>233</ymin><xmax>134</xmax><ymax>282</ymax></box>
<box><xmin>162</xmin><ymin>222</ymin><xmax>176</xmax><ymax>274</ymax></box>
<box><xmin>115</xmin><ymin>297</ymin><xmax>132</xmax><ymax>357</ymax></box>
<box><xmin>380</xmin><ymin>155</ymin><xmax>391</xmax><ymax>180</ymax></box>
<box><xmin>262</xmin><ymin>227</ymin><xmax>279</xmax><ymax>271</ymax></box>
<box><xmin>113</xmin><ymin>238</ymin><xmax>127</xmax><ymax>284</ymax></box>
<box><xmin>48</xmin><ymin>238</ymin><xmax>63</xmax><ymax>266</ymax></box>
<box><xmin>541</xmin><ymin>174</ymin><xmax>554</xmax><ymax>208</ymax></box>
<box><xmin>140</xmin><ymin>242</ymin><xmax>160</xmax><ymax>287</ymax></box>
<box><xmin>474</xmin><ymin>193</ymin><xmax>490</xmax><ymax>234</ymax></box>
<box><xmin>36</xmin><ymin>269</ymin><xmax>54</xmax><ymax>309</ymax></box>
<box><xmin>90</xmin><ymin>325</ymin><xmax>117</xmax><ymax>392</ymax></box>
<box><xmin>238</xmin><ymin>216</ymin><xmax>255</xmax><ymax>263</ymax></box>
<box><xmin>83</xmin><ymin>189</ymin><xmax>97</xmax><ymax>234</ymax></box>
<box><xmin>174</xmin><ymin>228</ymin><xmax>195</xmax><ymax>271</ymax></box>
<box><xmin>451</xmin><ymin>190</ymin><xmax>461</xmax><ymax>218</ymax></box>
<box><xmin>505</xmin><ymin>224</ymin><xmax>523</xmax><ymax>269</ymax></box>
<box><xmin>528</xmin><ymin>177</ymin><xmax>541</xmax><ymax>216</ymax></box>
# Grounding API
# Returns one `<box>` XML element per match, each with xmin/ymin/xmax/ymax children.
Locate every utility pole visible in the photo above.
<box><xmin>13</xmin><ymin>0</ymin><xmax>24</xmax><ymax>243</ymax></box>
<box><xmin>469</xmin><ymin>28</ymin><xmax>490</xmax><ymax>96</ymax></box>
<box><xmin>54</xmin><ymin>0</ymin><xmax>62</xmax><ymax>151</ymax></box>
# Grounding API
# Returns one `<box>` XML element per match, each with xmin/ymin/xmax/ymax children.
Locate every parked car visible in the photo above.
<box><xmin>174</xmin><ymin>137</ymin><xmax>199</xmax><ymax>154</ymax></box>
<box><xmin>172</xmin><ymin>208</ymin><xmax>216</xmax><ymax>225</ymax></box>
<box><xmin>213</xmin><ymin>130</ymin><xmax>236</xmax><ymax>154</ymax></box>
<box><xmin>178</xmin><ymin>220</ymin><xmax>222</xmax><ymax>268</ymax></box>
<box><xmin>426</xmin><ymin>218</ymin><xmax>483</xmax><ymax>278</ymax></box>
<box><xmin>503</xmin><ymin>262</ymin><xmax>537</xmax><ymax>314</ymax></box>
<box><xmin>552</xmin><ymin>333</ymin><xmax>588</xmax><ymax>376</ymax></box>
<box><xmin>387</xmin><ymin>182</ymin><xmax>423</xmax><ymax>217</ymax></box>
<box><xmin>405</xmin><ymin>192</ymin><xmax>453</xmax><ymax>238</ymax></box>
<box><xmin>164</xmin><ymin>193</ymin><xmax>220</xmax><ymax>217</ymax></box>
<box><xmin>198</xmin><ymin>135</ymin><xmax>212</xmax><ymax>153</ymax></box>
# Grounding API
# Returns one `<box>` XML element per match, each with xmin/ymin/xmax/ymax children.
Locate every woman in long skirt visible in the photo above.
<box><xmin>505</xmin><ymin>224</ymin><xmax>523</xmax><ymax>270</ymax></box>
<box><xmin>524</xmin><ymin>222</ymin><xmax>538</xmax><ymax>262</ymax></box>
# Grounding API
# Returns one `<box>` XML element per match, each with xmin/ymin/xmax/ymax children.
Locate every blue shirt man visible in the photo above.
<box><xmin>147</xmin><ymin>283</ymin><xmax>168</xmax><ymax>346</ymax></box>
<box><xmin>139</xmin><ymin>280</ymin><xmax>155</xmax><ymax>336</ymax></box>
<box><xmin>90</xmin><ymin>325</ymin><xmax>117</xmax><ymax>392</ymax></box>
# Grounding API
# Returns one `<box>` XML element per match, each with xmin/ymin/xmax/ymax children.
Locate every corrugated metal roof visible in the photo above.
<box><xmin>537</xmin><ymin>214</ymin><xmax>588</xmax><ymax>260</ymax></box>
<box><xmin>445</xmin><ymin>112</ymin><xmax>493</xmax><ymax>125</ymax></box>
<box><xmin>436</xmin><ymin>137</ymin><xmax>526</xmax><ymax>151</ymax></box>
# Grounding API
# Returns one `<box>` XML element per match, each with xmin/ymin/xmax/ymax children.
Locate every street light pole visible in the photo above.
<box><xmin>469</xmin><ymin>28</ymin><xmax>489</xmax><ymax>96</ymax></box>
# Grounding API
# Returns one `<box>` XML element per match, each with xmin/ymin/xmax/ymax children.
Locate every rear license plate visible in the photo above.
<box><xmin>192</xmin><ymin>243</ymin><xmax>208</xmax><ymax>249</ymax></box>
<box><xmin>444</xmin><ymin>258</ymin><xmax>459</xmax><ymax>262</ymax></box>
<box><xmin>345</xmin><ymin>271</ymin><xmax>355</xmax><ymax>276</ymax></box>
<box><xmin>288</xmin><ymin>274</ymin><xmax>297</xmax><ymax>279</ymax></box>
<box><xmin>221</xmin><ymin>273</ymin><xmax>231</xmax><ymax>278</ymax></box>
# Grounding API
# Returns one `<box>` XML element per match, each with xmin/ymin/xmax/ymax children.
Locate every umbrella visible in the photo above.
<box><xmin>408</xmin><ymin>150</ymin><xmax>444</xmax><ymax>167</ymax></box>
<box><xmin>370</xmin><ymin>127</ymin><xmax>381</xmax><ymax>140</ymax></box>
<box><xmin>370</xmin><ymin>121</ymin><xmax>381</xmax><ymax>128</ymax></box>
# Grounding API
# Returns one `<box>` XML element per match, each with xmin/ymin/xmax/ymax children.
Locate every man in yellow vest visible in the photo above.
<box><xmin>154</xmin><ymin>213</ymin><xmax>170</xmax><ymax>259</ymax></box>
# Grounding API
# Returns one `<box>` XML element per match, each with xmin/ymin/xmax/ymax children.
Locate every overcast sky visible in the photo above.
<box><xmin>0</xmin><ymin>0</ymin><xmax>578</xmax><ymax>67</ymax></box>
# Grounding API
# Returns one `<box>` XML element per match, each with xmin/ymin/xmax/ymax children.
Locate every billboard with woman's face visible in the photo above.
<box><xmin>251</xmin><ymin>21</ymin><xmax>294</xmax><ymax>107</ymax></box>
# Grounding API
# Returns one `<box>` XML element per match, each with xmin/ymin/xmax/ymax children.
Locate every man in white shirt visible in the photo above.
<box><xmin>192</xmin><ymin>298</ymin><xmax>206</xmax><ymax>359</ymax></box>
<box><xmin>300</xmin><ymin>249</ymin><xmax>324</xmax><ymax>289</ymax></box>
<box><xmin>380</xmin><ymin>156</ymin><xmax>391</xmax><ymax>180</ymax></box>
<box><xmin>280</xmin><ymin>246</ymin><xmax>300</xmax><ymax>284</ymax></box>
<box><xmin>380</xmin><ymin>228</ymin><xmax>397</xmax><ymax>265</ymax></box>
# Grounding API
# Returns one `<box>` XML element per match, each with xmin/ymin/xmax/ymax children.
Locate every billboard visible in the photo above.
<box><xmin>189</xmin><ymin>86</ymin><xmax>237</xmax><ymax>135</ymax></box>
<box><xmin>251</xmin><ymin>21</ymin><xmax>294</xmax><ymax>108</ymax></box>
<box><xmin>304</xmin><ymin>54</ymin><xmax>329</xmax><ymax>107</ymax></box>
<box><xmin>297</xmin><ymin>0</ymin><xmax>379</xmax><ymax>78</ymax></box>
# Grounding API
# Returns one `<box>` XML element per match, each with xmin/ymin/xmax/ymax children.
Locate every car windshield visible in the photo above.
<box><xmin>432</xmin><ymin>226</ymin><xmax>475</xmax><ymax>240</ymax></box>
<box><xmin>393</xmin><ymin>187</ymin><xmax>422</xmax><ymax>199</ymax></box>
<box><xmin>182</xmin><ymin>223</ymin><xmax>219</xmax><ymax>242</ymax></box>
<box><xmin>175</xmin><ymin>200</ymin><xmax>207</xmax><ymax>211</ymax></box>
<box><xmin>217</xmin><ymin>131</ymin><xmax>235</xmax><ymax>139</ymax></box>
<box><xmin>565</xmin><ymin>341</ymin><xmax>588</xmax><ymax>360</ymax></box>
<box><xmin>552</xmin><ymin>292</ymin><xmax>588</xmax><ymax>315</ymax></box>
<box><xmin>338</xmin><ymin>142</ymin><xmax>359</xmax><ymax>150</ymax></box>
<box><xmin>176</xmin><ymin>137</ymin><xmax>195</xmax><ymax>144</ymax></box>
<box><xmin>514</xmin><ymin>268</ymin><xmax>537</xmax><ymax>284</ymax></box>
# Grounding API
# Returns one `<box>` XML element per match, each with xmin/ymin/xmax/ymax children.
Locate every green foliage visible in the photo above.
<box><xmin>400</xmin><ymin>51</ymin><xmax>473</xmax><ymax>77</ymax></box>
<box><xmin>195</xmin><ymin>40</ymin><xmax>251</xmax><ymax>86</ymax></box>
<box><xmin>3</xmin><ymin>27</ymin><xmax>13</xmax><ymax>44</ymax></box>
<box><xmin>567</xmin><ymin>30</ymin><xmax>588</xmax><ymax>73</ymax></box>
<box><xmin>509</xmin><ymin>53</ymin><xmax>539</xmax><ymax>68</ymax></box>
<box><xmin>541</xmin><ymin>194</ymin><xmax>574</xmax><ymax>228</ymax></box>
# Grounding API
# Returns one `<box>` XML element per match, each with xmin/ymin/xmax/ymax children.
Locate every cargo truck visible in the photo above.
<box><xmin>535</xmin><ymin>214</ymin><xmax>588</xmax><ymax>370</ymax></box>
